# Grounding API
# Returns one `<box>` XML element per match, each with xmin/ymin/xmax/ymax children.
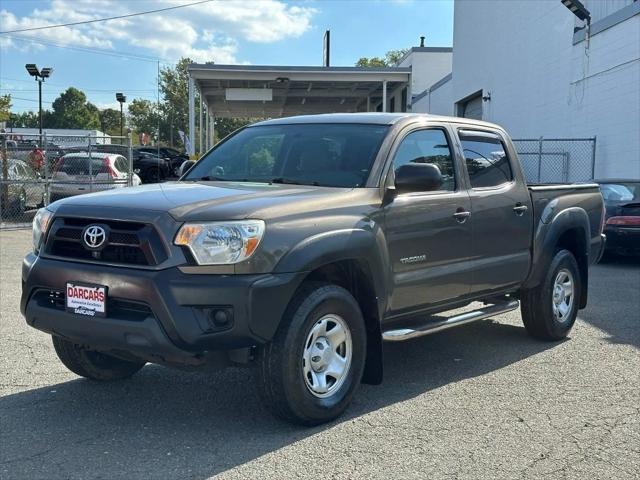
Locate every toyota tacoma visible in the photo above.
<box><xmin>21</xmin><ymin>113</ymin><xmax>606</xmax><ymax>425</ymax></box>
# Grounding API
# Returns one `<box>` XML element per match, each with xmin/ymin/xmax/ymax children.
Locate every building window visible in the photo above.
<box><xmin>401</xmin><ymin>88</ymin><xmax>408</xmax><ymax>112</ymax></box>
<box><xmin>390</xmin><ymin>97</ymin><xmax>396</xmax><ymax>113</ymax></box>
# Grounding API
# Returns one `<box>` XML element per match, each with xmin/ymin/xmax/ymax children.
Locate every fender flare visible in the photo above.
<box><xmin>274</xmin><ymin>227</ymin><xmax>390</xmax><ymax>385</ymax></box>
<box><xmin>524</xmin><ymin>207</ymin><xmax>590</xmax><ymax>307</ymax></box>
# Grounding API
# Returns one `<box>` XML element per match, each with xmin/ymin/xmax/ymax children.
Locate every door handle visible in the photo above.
<box><xmin>453</xmin><ymin>210</ymin><xmax>471</xmax><ymax>223</ymax></box>
<box><xmin>513</xmin><ymin>204</ymin><xmax>528</xmax><ymax>216</ymax></box>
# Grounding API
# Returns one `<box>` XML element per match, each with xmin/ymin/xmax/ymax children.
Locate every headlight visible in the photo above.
<box><xmin>32</xmin><ymin>208</ymin><xmax>53</xmax><ymax>253</ymax></box>
<box><xmin>174</xmin><ymin>220</ymin><xmax>265</xmax><ymax>265</ymax></box>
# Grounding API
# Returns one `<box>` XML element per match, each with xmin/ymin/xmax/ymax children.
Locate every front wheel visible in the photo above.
<box><xmin>255</xmin><ymin>282</ymin><xmax>367</xmax><ymax>425</ymax></box>
<box><xmin>520</xmin><ymin>249</ymin><xmax>581</xmax><ymax>340</ymax></box>
<box><xmin>52</xmin><ymin>336</ymin><xmax>146</xmax><ymax>381</ymax></box>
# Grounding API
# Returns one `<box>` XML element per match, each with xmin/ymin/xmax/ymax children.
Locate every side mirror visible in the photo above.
<box><xmin>178</xmin><ymin>160</ymin><xmax>196</xmax><ymax>177</ymax></box>
<box><xmin>394</xmin><ymin>163</ymin><xmax>443</xmax><ymax>194</ymax></box>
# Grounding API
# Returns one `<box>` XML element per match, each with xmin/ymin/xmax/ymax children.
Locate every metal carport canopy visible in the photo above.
<box><xmin>187</xmin><ymin>63</ymin><xmax>411</xmax><ymax>155</ymax></box>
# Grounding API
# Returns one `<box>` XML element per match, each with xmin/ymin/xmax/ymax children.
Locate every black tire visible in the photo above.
<box><xmin>255</xmin><ymin>282</ymin><xmax>367</xmax><ymax>426</ymax></box>
<box><xmin>521</xmin><ymin>249</ymin><xmax>581</xmax><ymax>341</ymax></box>
<box><xmin>52</xmin><ymin>335</ymin><xmax>145</xmax><ymax>381</ymax></box>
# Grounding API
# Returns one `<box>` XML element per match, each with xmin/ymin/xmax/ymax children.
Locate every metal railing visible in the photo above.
<box><xmin>1</xmin><ymin>132</ymin><xmax>134</xmax><ymax>229</ymax></box>
<box><xmin>512</xmin><ymin>137</ymin><xmax>596</xmax><ymax>184</ymax></box>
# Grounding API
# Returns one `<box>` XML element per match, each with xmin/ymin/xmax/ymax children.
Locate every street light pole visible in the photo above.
<box><xmin>116</xmin><ymin>93</ymin><xmax>127</xmax><ymax>140</ymax></box>
<box><xmin>38</xmin><ymin>77</ymin><xmax>42</xmax><ymax>136</ymax></box>
<box><xmin>25</xmin><ymin>64</ymin><xmax>53</xmax><ymax>138</ymax></box>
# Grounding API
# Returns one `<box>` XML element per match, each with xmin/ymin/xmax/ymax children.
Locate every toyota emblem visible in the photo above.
<box><xmin>83</xmin><ymin>225</ymin><xmax>107</xmax><ymax>249</ymax></box>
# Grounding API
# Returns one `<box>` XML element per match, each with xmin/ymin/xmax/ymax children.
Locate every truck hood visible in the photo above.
<box><xmin>52</xmin><ymin>181</ymin><xmax>376</xmax><ymax>221</ymax></box>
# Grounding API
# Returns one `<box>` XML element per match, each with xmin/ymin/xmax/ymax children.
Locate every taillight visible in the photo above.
<box><xmin>606</xmin><ymin>216</ymin><xmax>640</xmax><ymax>226</ymax></box>
<box><xmin>103</xmin><ymin>157</ymin><xmax>117</xmax><ymax>178</ymax></box>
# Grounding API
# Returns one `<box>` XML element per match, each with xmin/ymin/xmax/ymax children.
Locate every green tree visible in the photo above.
<box><xmin>99</xmin><ymin>108</ymin><xmax>122</xmax><ymax>136</ymax></box>
<box><xmin>214</xmin><ymin>117</ymin><xmax>252</xmax><ymax>142</ymax></box>
<box><xmin>127</xmin><ymin>99</ymin><xmax>159</xmax><ymax>136</ymax></box>
<box><xmin>50</xmin><ymin>87</ymin><xmax>100</xmax><ymax>129</ymax></box>
<box><xmin>8</xmin><ymin>111</ymin><xmax>40</xmax><ymax>128</ymax></box>
<box><xmin>355</xmin><ymin>48</ymin><xmax>409</xmax><ymax>67</ymax></box>
<box><xmin>159</xmin><ymin>57</ymin><xmax>191</xmax><ymax>147</ymax></box>
<box><xmin>0</xmin><ymin>95</ymin><xmax>11</xmax><ymax>123</ymax></box>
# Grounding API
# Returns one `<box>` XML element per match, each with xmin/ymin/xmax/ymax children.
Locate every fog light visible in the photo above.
<box><xmin>208</xmin><ymin>308</ymin><xmax>233</xmax><ymax>328</ymax></box>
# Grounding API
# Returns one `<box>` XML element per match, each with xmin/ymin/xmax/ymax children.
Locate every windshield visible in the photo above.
<box><xmin>600</xmin><ymin>182</ymin><xmax>640</xmax><ymax>203</ymax></box>
<box><xmin>184</xmin><ymin>123</ymin><xmax>389</xmax><ymax>187</ymax></box>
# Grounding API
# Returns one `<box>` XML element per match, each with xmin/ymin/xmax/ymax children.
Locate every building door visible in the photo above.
<box><xmin>458</xmin><ymin>92</ymin><xmax>483</xmax><ymax>120</ymax></box>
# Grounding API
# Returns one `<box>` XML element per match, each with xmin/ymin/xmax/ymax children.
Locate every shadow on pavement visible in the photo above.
<box><xmin>0</xmin><ymin>321</ymin><xmax>556</xmax><ymax>479</ymax></box>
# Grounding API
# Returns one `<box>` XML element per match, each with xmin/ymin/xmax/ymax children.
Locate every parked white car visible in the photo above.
<box><xmin>50</xmin><ymin>153</ymin><xmax>141</xmax><ymax>201</ymax></box>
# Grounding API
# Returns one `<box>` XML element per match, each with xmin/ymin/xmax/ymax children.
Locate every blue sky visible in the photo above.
<box><xmin>0</xmin><ymin>0</ymin><xmax>453</xmax><ymax>113</ymax></box>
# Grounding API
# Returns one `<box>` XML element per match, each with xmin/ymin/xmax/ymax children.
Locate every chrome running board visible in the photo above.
<box><xmin>382</xmin><ymin>300</ymin><xmax>520</xmax><ymax>342</ymax></box>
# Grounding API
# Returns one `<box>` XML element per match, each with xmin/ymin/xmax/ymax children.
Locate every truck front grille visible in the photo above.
<box><xmin>44</xmin><ymin>217</ymin><xmax>168</xmax><ymax>267</ymax></box>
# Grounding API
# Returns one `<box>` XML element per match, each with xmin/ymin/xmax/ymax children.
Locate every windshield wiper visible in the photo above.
<box><xmin>270</xmin><ymin>177</ymin><xmax>319</xmax><ymax>186</ymax></box>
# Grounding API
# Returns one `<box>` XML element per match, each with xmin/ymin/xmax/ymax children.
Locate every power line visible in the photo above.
<box><xmin>0</xmin><ymin>0</ymin><xmax>215</xmax><ymax>34</ymax></box>
<box><xmin>4</xmin><ymin>34</ymin><xmax>172</xmax><ymax>64</ymax></box>
<box><xmin>1</xmin><ymin>87</ymin><xmax>158</xmax><ymax>93</ymax></box>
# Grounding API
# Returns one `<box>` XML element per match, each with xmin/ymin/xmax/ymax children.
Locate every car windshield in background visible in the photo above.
<box><xmin>599</xmin><ymin>182</ymin><xmax>640</xmax><ymax>203</ymax></box>
<box><xmin>184</xmin><ymin>123</ymin><xmax>390</xmax><ymax>187</ymax></box>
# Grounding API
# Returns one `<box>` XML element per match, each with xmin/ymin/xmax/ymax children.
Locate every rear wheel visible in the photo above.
<box><xmin>520</xmin><ymin>249</ymin><xmax>581</xmax><ymax>340</ymax></box>
<box><xmin>52</xmin><ymin>336</ymin><xmax>145</xmax><ymax>381</ymax></box>
<box><xmin>255</xmin><ymin>282</ymin><xmax>367</xmax><ymax>425</ymax></box>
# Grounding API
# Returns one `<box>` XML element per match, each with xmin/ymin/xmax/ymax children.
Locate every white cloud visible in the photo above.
<box><xmin>1</xmin><ymin>0</ymin><xmax>317</xmax><ymax>64</ymax></box>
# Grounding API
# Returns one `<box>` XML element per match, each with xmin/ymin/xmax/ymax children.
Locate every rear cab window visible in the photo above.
<box><xmin>459</xmin><ymin>129</ymin><xmax>513</xmax><ymax>189</ymax></box>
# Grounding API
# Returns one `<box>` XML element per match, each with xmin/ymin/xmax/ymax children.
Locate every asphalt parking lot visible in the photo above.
<box><xmin>1</xmin><ymin>229</ymin><xmax>638</xmax><ymax>480</ymax></box>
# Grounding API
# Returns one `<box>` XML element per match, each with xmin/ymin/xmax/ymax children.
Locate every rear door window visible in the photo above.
<box><xmin>459</xmin><ymin>130</ymin><xmax>513</xmax><ymax>188</ymax></box>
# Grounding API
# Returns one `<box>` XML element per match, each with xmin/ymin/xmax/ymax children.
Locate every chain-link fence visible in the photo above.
<box><xmin>1</xmin><ymin>132</ymin><xmax>137</xmax><ymax>229</ymax></box>
<box><xmin>512</xmin><ymin>137</ymin><xmax>596</xmax><ymax>184</ymax></box>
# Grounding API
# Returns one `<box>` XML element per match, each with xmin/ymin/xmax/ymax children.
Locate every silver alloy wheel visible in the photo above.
<box><xmin>302</xmin><ymin>314</ymin><xmax>352</xmax><ymax>398</ymax></box>
<box><xmin>552</xmin><ymin>268</ymin><xmax>574</xmax><ymax>322</ymax></box>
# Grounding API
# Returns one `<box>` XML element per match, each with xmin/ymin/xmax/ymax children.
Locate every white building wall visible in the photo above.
<box><xmin>413</xmin><ymin>77</ymin><xmax>454</xmax><ymax>115</ymax></box>
<box><xmin>398</xmin><ymin>49</ymin><xmax>453</xmax><ymax>98</ymax></box>
<box><xmin>434</xmin><ymin>0</ymin><xmax>639</xmax><ymax>179</ymax></box>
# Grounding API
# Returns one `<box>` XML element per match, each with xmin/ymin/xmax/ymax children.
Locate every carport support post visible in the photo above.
<box><xmin>205</xmin><ymin>105</ymin><xmax>210</xmax><ymax>150</ymax></box>
<box><xmin>198</xmin><ymin>93</ymin><xmax>203</xmax><ymax>157</ymax></box>
<box><xmin>212</xmin><ymin>113</ymin><xmax>216</xmax><ymax>146</ymax></box>
<box><xmin>382</xmin><ymin>80</ymin><xmax>388</xmax><ymax>113</ymax></box>
<box><xmin>188</xmin><ymin>76</ymin><xmax>195</xmax><ymax>158</ymax></box>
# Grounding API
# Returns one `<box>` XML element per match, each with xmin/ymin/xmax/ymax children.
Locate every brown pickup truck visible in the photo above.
<box><xmin>22</xmin><ymin>113</ymin><xmax>606</xmax><ymax>425</ymax></box>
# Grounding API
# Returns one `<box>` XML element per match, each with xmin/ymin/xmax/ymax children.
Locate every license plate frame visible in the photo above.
<box><xmin>65</xmin><ymin>282</ymin><xmax>107</xmax><ymax>317</ymax></box>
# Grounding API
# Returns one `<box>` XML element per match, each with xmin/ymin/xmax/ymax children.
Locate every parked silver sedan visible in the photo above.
<box><xmin>50</xmin><ymin>153</ymin><xmax>141</xmax><ymax>201</ymax></box>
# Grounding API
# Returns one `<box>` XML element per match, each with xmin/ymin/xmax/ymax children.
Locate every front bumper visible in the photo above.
<box><xmin>21</xmin><ymin>253</ymin><xmax>305</xmax><ymax>364</ymax></box>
